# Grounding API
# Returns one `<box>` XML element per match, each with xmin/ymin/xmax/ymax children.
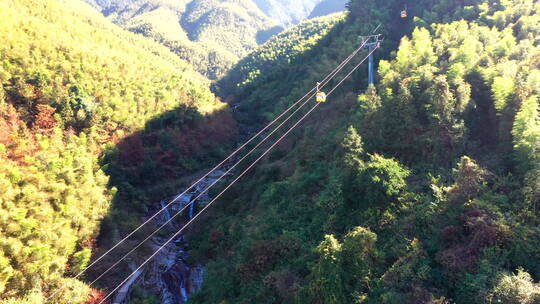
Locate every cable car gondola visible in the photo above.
<box><xmin>315</xmin><ymin>82</ymin><xmax>327</xmax><ymax>103</ymax></box>
<box><xmin>316</xmin><ymin>91</ymin><xmax>327</xmax><ymax>103</ymax></box>
<box><xmin>400</xmin><ymin>6</ymin><xmax>408</xmax><ymax>18</ymax></box>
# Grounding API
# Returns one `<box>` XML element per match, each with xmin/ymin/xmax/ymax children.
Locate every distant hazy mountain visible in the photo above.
<box><xmin>308</xmin><ymin>0</ymin><xmax>348</xmax><ymax>19</ymax></box>
<box><xmin>252</xmin><ymin>0</ymin><xmax>325</xmax><ymax>26</ymax></box>
<box><xmin>85</xmin><ymin>0</ymin><xmax>346</xmax><ymax>78</ymax></box>
<box><xmin>85</xmin><ymin>0</ymin><xmax>282</xmax><ymax>79</ymax></box>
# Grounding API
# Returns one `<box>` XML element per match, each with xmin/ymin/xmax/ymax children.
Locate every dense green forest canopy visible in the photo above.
<box><xmin>217</xmin><ymin>12</ymin><xmax>346</xmax><ymax>100</ymax></box>
<box><xmin>187</xmin><ymin>0</ymin><xmax>540</xmax><ymax>303</ymax></box>
<box><xmin>0</xmin><ymin>0</ymin><xmax>235</xmax><ymax>302</ymax></box>
<box><xmin>0</xmin><ymin>0</ymin><xmax>539</xmax><ymax>303</ymax></box>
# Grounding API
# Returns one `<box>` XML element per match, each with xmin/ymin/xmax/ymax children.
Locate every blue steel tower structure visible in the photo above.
<box><xmin>363</xmin><ymin>35</ymin><xmax>383</xmax><ymax>86</ymax></box>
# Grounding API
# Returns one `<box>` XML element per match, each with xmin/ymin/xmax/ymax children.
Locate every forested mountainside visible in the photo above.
<box><xmin>217</xmin><ymin>13</ymin><xmax>345</xmax><ymax>101</ymax></box>
<box><xmin>187</xmin><ymin>0</ymin><xmax>540</xmax><ymax>303</ymax></box>
<box><xmin>308</xmin><ymin>0</ymin><xmax>348</xmax><ymax>19</ymax></box>
<box><xmin>1</xmin><ymin>0</ymin><xmax>539</xmax><ymax>303</ymax></box>
<box><xmin>0</xmin><ymin>0</ymin><xmax>235</xmax><ymax>303</ymax></box>
<box><xmin>85</xmin><ymin>0</ymin><xmax>281</xmax><ymax>79</ymax></box>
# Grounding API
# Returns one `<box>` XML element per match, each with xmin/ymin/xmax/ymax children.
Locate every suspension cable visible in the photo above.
<box><xmin>77</xmin><ymin>36</ymin><xmax>371</xmax><ymax>292</ymax></box>
<box><xmin>96</xmin><ymin>43</ymin><xmax>379</xmax><ymax>304</ymax></box>
<box><xmin>88</xmin><ymin>86</ymin><xmax>314</xmax><ymax>287</ymax></box>
<box><xmin>46</xmin><ymin>37</ymin><xmax>372</xmax><ymax>301</ymax></box>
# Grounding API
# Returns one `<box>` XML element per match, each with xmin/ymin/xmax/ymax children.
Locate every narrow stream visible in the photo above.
<box><xmin>112</xmin><ymin>164</ymin><xmax>234</xmax><ymax>304</ymax></box>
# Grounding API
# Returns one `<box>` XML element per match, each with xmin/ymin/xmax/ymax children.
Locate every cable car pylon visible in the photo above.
<box><xmin>361</xmin><ymin>34</ymin><xmax>383</xmax><ymax>87</ymax></box>
<box><xmin>401</xmin><ymin>5</ymin><xmax>408</xmax><ymax>18</ymax></box>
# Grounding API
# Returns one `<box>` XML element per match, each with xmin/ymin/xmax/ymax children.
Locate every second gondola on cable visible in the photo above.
<box><xmin>315</xmin><ymin>82</ymin><xmax>327</xmax><ymax>103</ymax></box>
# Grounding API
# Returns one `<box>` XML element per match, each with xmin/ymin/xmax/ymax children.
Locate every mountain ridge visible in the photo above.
<box><xmin>84</xmin><ymin>0</ymin><xmax>345</xmax><ymax>79</ymax></box>
<box><xmin>85</xmin><ymin>0</ymin><xmax>282</xmax><ymax>79</ymax></box>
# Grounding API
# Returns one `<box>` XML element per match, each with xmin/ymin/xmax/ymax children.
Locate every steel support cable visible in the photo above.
<box><xmin>87</xmin><ymin>87</ymin><xmax>314</xmax><ymax>288</ymax></box>
<box><xmin>46</xmin><ymin>37</ymin><xmax>371</xmax><ymax>301</ymax></box>
<box><xmin>48</xmin><ymin>36</ymin><xmax>372</xmax><ymax>302</ymax></box>
<box><xmin>97</xmin><ymin>44</ymin><xmax>379</xmax><ymax>304</ymax></box>
<box><xmin>77</xmin><ymin>36</ymin><xmax>372</xmax><ymax>292</ymax></box>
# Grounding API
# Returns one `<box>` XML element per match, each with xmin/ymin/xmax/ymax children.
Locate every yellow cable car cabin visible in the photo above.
<box><xmin>400</xmin><ymin>9</ymin><xmax>408</xmax><ymax>18</ymax></box>
<box><xmin>316</xmin><ymin>91</ymin><xmax>327</xmax><ymax>103</ymax></box>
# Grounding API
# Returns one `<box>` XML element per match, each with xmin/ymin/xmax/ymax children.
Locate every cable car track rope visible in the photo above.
<box><xmin>47</xmin><ymin>36</ymin><xmax>375</xmax><ymax>302</ymax></box>
<box><xmin>96</xmin><ymin>41</ymin><xmax>380</xmax><ymax>304</ymax></box>
<box><xmin>49</xmin><ymin>35</ymin><xmax>377</xmax><ymax>301</ymax></box>
<box><xmin>80</xmin><ymin>37</ymin><xmax>376</xmax><ymax>292</ymax></box>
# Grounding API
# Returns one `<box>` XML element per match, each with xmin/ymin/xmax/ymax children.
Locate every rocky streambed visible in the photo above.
<box><xmin>112</xmin><ymin>165</ymin><xmax>234</xmax><ymax>304</ymax></box>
